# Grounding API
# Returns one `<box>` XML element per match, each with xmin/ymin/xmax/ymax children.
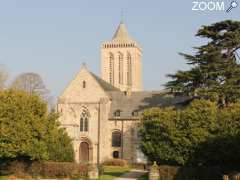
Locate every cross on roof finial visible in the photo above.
<box><xmin>121</xmin><ymin>9</ymin><xmax>124</xmax><ymax>23</ymax></box>
<box><xmin>81</xmin><ymin>62</ymin><xmax>87</xmax><ymax>69</ymax></box>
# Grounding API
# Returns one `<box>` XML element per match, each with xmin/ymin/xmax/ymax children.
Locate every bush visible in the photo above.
<box><xmin>27</xmin><ymin>161</ymin><xmax>42</xmax><ymax>178</ymax></box>
<box><xmin>158</xmin><ymin>165</ymin><xmax>221</xmax><ymax>180</ymax></box>
<box><xmin>1</xmin><ymin>160</ymin><xmax>88</xmax><ymax>179</ymax></box>
<box><xmin>6</xmin><ymin>160</ymin><xmax>29</xmax><ymax>177</ymax></box>
<box><xmin>31</xmin><ymin>162</ymin><xmax>88</xmax><ymax>178</ymax></box>
<box><xmin>131</xmin><ymin>163</ymin><xmax>148</xmax><ymax>170</ymax></box>
<box><xmin>103</xmin><ymin>159</ymin><xmax>128</xmax><ymax>167</ymax></box>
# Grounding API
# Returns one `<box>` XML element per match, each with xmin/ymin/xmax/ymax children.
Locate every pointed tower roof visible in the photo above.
<box><xmin>101</xmin><ymin>21</ymin><xmax>142</xmax><ymax>50</ymax></box>
<box><xmin>112</xmin><ymin>22</ymin><xmax>130</xmax><ymax>40</ymax></box>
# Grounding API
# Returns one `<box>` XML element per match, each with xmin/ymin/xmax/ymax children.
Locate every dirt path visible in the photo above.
<box><xmin>114</xmin><ymin>169</ymin><xmax>148</xmax><ymax>180</ymax></box>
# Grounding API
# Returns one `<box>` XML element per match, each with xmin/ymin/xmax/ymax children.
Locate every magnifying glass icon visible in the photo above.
<box><xmin>226</xmin><ymin>1</ymin><xmax>238</xmax><ymax>13</ymax></box>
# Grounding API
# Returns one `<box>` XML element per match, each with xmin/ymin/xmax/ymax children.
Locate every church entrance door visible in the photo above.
<box><xmin>80</xmin><ymin>142</ymin><xmax>89</xmax><ymax>163</ymax></box>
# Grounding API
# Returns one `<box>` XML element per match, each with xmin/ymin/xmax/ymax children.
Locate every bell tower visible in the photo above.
<box><xmin>100</xmin><ymin>21</ymin><xmax>142</xmax><ymax>92</ymax></box>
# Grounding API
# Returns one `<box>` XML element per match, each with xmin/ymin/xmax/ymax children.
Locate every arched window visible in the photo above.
<box><xmin>118</xmin><ymin>52</ymin><xmax>123</xmax><ymax>84</ymax></box>
<box><xmin>127</xmin><ymin>53</ymin><xmax>132</xmax><ymax>86</ymax></box>
<box><xmin>84</xmin><ymin>116</ymin><xmax>88</xmax><ymax>131</ymax></box>
<box><xmin>109</xmin><ymin>52</ymin><xmax>114</xmax><ymax>85</ymax></box>
<box><xmin>83</xmin><ymin>80</ymin><xmax>86</xmax><ymax>88</ymax></box>
<box><xmin>112</xmin><ymin>131</ymin><xmax>122</xmax><ymax>147</ymax></box>
<box><xmin>80</xmin><ymin>109</ymin><xmax>89</xmax><ymax>132</ymax></box>
<box><xmin>80</xmin><ymin>118</ymin><xmax>84</xmax><ymax>131</ymax></box>
<box><xmin>113</xmin><ymin>151</ymin><xmax>119</xmax><ymax>159</ymax></box>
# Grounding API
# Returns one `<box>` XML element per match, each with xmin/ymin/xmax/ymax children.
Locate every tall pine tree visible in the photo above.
<box><xmin>166</xmin><ymin>20</ymin><xmax>240</xmax><ymax>106</ymax></box>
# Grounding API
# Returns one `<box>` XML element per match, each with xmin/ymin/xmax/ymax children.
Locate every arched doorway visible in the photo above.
<box><xmin>79</xmin><ymin>142</ymin><xmax>89</xmax><ymax>163</ymax></box>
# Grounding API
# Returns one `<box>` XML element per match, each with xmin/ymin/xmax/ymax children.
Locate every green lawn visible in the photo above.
<box><xmin>139</xmin><ymin>173</ymin><xmax>148</xmax><ymax>180</ymax></box>
<box><xmin>0</xmin><ymin>171</ymin><xmax>12</xmax><ymax>180</ymax></box>
<box><xmin>99</xmin><ymin>166</ymin><xmax>130</xmax><ymax>180</ymax></box>
<box><xmin>0</xmin><ymin>176</ymin><xmax>10</xmax><ymax>180</ymax></box>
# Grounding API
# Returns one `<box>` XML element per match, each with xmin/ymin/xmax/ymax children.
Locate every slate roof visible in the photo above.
<box><xmin>90</xmin><ymin>72</ymin><xmax>120</xmax><ymax>92</ymax></box>
<box><xmin>89</xmin><ymin>72</ymin><xmax>190</xmax><ymax>119</ymax></box>
<box><xmin>108</xmin><ymin>91</ymin><xmax>190</xmax><ymax>119</ymax></box>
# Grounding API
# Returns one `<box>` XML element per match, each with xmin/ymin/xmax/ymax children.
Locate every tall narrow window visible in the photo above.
<box><xmin>112</xmin><ymin>131</ymin><xmax>122</xmax><ymax>147</ymax></box>
<box><xmin>127</xmin><ymin>53</ymin><xmax>132</xmax><ymax>86</ymax></box>
<box><xmin>83</xmin><ymin>81</ymin><xmax>86</xmax><ymax>88</ymax></box>
<box><xmin>80</xmin><ymin>118</ymin><xmax>84</xmax><ymax>131</ymax></box>
<box><xmin>84</xmin><ymin>117</ymin><xmax>88</xmax><ymax>131</ymax></box>
<box><xmin>109</xmin><ymin>53</ymin><xmax>114</xmax><ymax>85</ymax></box>
<box><xmin>113</xmin><ymin>151</ymin><xmax>119</xmax><ymax>159</ymax></box>
<box><xmin>80</xmin><ymin>109</ymin><xmax>89</xmax><ymax>132</ymax></box>
<box><xmin>118</xmin><ymin>52</ymin><xmax>123</xmax><ymax>84</ymax></box>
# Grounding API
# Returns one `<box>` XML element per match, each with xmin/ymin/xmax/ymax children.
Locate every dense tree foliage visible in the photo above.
<box><xmin>0</xmin><ymin>90</ymin><xmax>74</xmax><ymax>162</ymax></box>
<box><xmin>44</xmin><ymin>112</ymin><xmax>75</xmax><ymax>162</ymax></box>
<box><xmin>140</xmin><ymin>99</ymin><xmax>240</xmax><ymax>166</ymax></box>
<box><xmin>166</xmin><ymin>20</ymin><xmax>240</xmax><ymax>106</ymax></box>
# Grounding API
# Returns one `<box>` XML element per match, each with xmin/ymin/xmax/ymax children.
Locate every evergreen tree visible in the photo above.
<box><xmin>166</xmin><ymin>20</ymin><xmax>240</xmax><ymax>105</ymax></box>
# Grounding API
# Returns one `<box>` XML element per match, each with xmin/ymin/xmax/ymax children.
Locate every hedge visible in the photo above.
<box><xmin>102</xmin><ymin>159</ymin><xmax>128</xmax><ymax>167</ymax></box>
<box><xmin>1</xmin><ymin>160</ymin><xmax>88</xmax><ymax>179</ymax></box>
<box><xmin>158</xmin><ymin>165</ymin><xmax>221</xmax><ymax>180</ymax></box>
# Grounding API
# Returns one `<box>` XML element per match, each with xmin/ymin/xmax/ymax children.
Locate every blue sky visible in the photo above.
<box><xmin>0</xmin><ymin>0</ymin><xmax>239</xmax><ymax>98</ymax></box>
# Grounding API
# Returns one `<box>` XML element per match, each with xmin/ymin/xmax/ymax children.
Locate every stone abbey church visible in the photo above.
<box><xmin>57</xmin><ymin>22</ymin><xmax>186</xmax><ymax>164</ymax></box>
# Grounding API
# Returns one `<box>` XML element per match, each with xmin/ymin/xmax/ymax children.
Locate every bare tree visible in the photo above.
<box><xmin>0</xmin><ymin>64</ymin><xmax>9</xmax><ymax>90</ymax></box>
<box><xmin>11</xmin><ymin>72</ymin><xmax>50</xmax><ymax>102</ymax></box>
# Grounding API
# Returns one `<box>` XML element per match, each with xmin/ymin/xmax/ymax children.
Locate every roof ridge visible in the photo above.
<box><xmin>89</xmin><ymin>72</ymin><xmax>120</xmax><ymax>92</ymax></box>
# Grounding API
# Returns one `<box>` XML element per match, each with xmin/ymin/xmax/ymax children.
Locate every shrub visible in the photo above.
<box><xmin>1</xmin><ymin>160</ymin><xmax>88</xmax><ymax>179</ymax></box>
<box><xmin>27</xmin><ymin>161</ymin><xmax>42</xmax><ymax>178</ymax></box>
<box><xmin>158</xmin><ymin>165</ymin><xmax>221</xmax><ymax>180</ymax></box>
<box><xmin>103</xmin><ymin>159</ymin><xmax>128</xmax><ymax>167</ymax></box>
<box><xmin>131</xmin><ymin>163</ymin><xmax>148</xmax><ymax>170</ymax></box>
<box><xmin>6</xmin><ymin>160</ymin><xmax>29</xmax><ymax>178</ymax></box>
<box><xmin>35</xmin><ymin>162</ymin><xmax>88</xmax><ymax>178</ymax></box>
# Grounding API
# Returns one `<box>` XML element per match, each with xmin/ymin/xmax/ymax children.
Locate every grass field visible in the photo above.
<box><xmin>0</xmin><ymin>176</ymin><xmax>10</xmax><ymax>180</ymax></box>
<box><xmin>99</xmin><ymin>166</ymin><xmax>130</xmax><ymax>180</ymax></box>
<box><xmin>139</xmin><ymin>172</ymin><xmax>148</xmax><ymax>180</ymax></box>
